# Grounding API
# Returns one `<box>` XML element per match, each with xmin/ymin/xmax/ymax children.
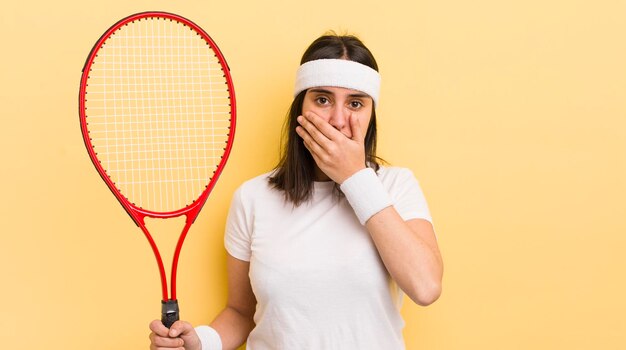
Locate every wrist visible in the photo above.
<box><xmin>337</xmin><ymin>166</ymin><xmax>366</xmax><ymax>184</ymax></box>
<box><xmin>340</xmin><ymin>168</ymin><xmax>392</xmax><ymax>225</ymax></box>
<box><xmin>194</xmin><ymin>325</ymin><xmax>222</xmax><ymax>350</ymax></box>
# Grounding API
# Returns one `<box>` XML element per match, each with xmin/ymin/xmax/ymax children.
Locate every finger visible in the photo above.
<box><xmin>301</xmin><ymin>112</ymin><xmax>343</xmax><ymax>142</ymax></box>
<box><xmin>150</xmin><ymin>332</ymin><xmax>185</xmax><ymax>348</ymax></box>
<box><xmin>350</xmin><ymin>113</ymin><xmax>364</xmax><ymax>142</ymax></box>
<box><xmin>296</xmin><ymin>125</ymin><xmax>325</xmax><ymax>158</ymax></box>
<box><xmin>296</xmin><ymin>116</ymin><xmax>332</xmax><ymax>150</ymax></box>
<box><xmin>149</xmin><ymin>319</ymin><xmax>170</xmax><ymax>337</ymax></box>
<box><xmin>297</xmin><ymin>115</ymin><xmax>332</xmax><ymax>150</ymax></box>
<box><xmin>168</xmin><ymin>320</ymin><xmax>193</xmax><ymax>338</ymax></box>
<box><xmin>300</xmin><ymin>139</ymin><xmax>324</xmax><ymax>167</ymax></box>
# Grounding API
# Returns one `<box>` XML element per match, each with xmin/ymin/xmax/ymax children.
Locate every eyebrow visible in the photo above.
<box><xmin>308</xmin><ymin>88</ymin><xmax>370</xmax><ymax>99</ymax></box>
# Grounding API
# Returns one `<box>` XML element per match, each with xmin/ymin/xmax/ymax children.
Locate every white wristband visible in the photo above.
<box><xmin>195</xmin><ymin>325</ymin><xmax>222</xmax><ymax>350</ymax></box>
<box><xmin>340</xmin><ymin>168</ymin><xmax>392</xmax><ymax>225</ymax></box>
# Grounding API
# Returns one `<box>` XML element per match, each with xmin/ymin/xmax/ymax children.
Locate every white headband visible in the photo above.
<box><xmin>294</xmin><ymin>59</ymin><xmax>381</xmax><ymax>106</ymax></box>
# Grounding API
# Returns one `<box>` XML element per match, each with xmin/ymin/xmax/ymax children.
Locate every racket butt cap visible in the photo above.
<box><xmin>161</xmin><ymin>299</ymin><xmax>180</xmax><ymax>328</ymax></box>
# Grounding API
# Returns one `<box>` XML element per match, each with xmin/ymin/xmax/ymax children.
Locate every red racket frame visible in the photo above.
<box><xmin>78</xmin><ymin>11</ymin><xmax>236</xmax><ymax>302</ymax></box>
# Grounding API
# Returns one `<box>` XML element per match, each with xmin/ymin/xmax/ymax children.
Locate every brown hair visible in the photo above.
<box><xmin>269</xmin><ymin>34</ymin><xmax>382</xmax><ymax>205</ymax></box>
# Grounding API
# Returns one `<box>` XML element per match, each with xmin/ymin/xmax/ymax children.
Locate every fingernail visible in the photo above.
<box><xmin>170</xmin><ymin>329</ymin><xmax>178</xmax><ymax>337</ymax></box>
<box><xmin>297</xmin><ymin>116</ymin><xmax>303</xmax><ymax>123</ymax></box>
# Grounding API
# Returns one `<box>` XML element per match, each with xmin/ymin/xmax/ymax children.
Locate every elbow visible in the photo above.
<box><xmin>406</xmin><ymin>279</ymin><xmax>442</xmax><ymax>307</ymax></box>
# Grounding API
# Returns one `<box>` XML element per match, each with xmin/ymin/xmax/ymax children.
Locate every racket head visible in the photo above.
<box><xmin>79</xmin><ymin>12</ymin><xmax>236</xmax><ymax>222</ymax></box>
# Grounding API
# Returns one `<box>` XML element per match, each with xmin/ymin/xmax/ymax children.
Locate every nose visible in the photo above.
<box><xmin>328</xmin><ymin>105</ymin><xmax>349</xmax><ymax>131</ymax></box>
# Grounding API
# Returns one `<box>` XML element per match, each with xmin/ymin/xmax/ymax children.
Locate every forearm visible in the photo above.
<box><xmin>366</xmin><ymin>207</ymin><xmax>443</xmax><ymax>306</ymax></box>
<box><xmin>209</xmin><ymin>306</ymin><xmax>255</xmax><ymax>350</ymax></box>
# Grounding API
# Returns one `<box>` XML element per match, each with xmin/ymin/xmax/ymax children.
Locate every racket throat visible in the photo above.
<box><xmin>161</xmin><ymin>299</ymin><xmax>180</xmax><ymax>328</ymax></box>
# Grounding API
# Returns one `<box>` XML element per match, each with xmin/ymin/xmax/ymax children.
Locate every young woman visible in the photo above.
<box><xmin>149</xmin><ymin>33</ymin><xmax>443</xmax><ymax>350</ymax></box>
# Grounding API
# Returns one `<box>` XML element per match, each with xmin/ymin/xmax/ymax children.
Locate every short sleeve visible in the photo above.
<box><xmin>385</xmin><ymin>168</ymin><xmax>433</xmax><ymax>224</ymax></box>
<box><xmin>224</xmin><ymin>185</ymin><xmax>253</xmax><ymax>261</ymax></box>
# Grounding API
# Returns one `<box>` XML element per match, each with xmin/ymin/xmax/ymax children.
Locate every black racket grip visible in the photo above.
<box><xmin>161</xmin><ymin>300</ymin><xmax>180</xmax><ymax>328</ymax></box>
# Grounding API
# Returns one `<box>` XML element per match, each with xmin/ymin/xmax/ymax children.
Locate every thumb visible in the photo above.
<box><xmin>168</xmin><ymin>320</ymin><xmax>194</xmax><ymax>338</ymax></box>
<box><xmin>149</xmin><ymin>319</ymin><xmax>170</xmax><ymax>337</ymax></box>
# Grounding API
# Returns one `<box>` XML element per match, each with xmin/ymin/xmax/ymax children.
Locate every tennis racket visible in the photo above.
<box><xmin>79</xmin><ymin>11</ymin><xmax>236</xmax><ymax>327</ymax></box>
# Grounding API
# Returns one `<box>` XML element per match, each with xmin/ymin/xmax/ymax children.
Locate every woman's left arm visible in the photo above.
<box><xmin>366</xmin><ymin>208</ymin><xmax>443</xmax><ymax>306</ymax></box>
<box><xmin>297</xmin><ymin>111</ymin><xmax>443</xmax><ymax>305</ymax></box>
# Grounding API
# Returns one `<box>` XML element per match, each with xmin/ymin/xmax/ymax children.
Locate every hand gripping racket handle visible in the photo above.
<box><xmin>161</xmin><ymin>300</ymin><xmax>180</xmax><ymax>328</ymax></box>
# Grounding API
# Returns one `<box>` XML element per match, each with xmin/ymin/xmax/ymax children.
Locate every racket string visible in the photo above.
<box><xmin>85</xmin><ymin>16</ymin><xmax>232</xmax><ymax>212</ymax></box>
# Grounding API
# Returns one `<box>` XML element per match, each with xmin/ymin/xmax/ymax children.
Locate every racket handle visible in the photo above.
<box><xmin>161</xmin><ymin>300</ymin><xmax>180</xmax><ymax>328</ymax></box>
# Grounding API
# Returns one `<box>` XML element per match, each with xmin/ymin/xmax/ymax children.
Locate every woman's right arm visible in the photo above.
<box><xmin>149</xmin><ymin>254</ymin><xmax>255</xmax><ymax>350</ymax></box>
<box><xmin>208</xmin><ymin>254</ymin><xmax>256</xmax><ymax>350</ymax></box>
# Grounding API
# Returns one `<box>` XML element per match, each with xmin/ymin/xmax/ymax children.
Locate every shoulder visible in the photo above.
<box><xmin>376</xmin><ymin>165</ymin><xmax>419</xmax><ymax>185</ymax></box>
<box><xmin>376</xmin><ymin>165</ymin><xmax>433</xmax><ymax>222</ymax></box>
<box><xmin>238</xmin><ymin>171</ymin><xmax>273</xmax><ymax>191</ymax></box>
<box><xmin>234</xmin><ymin>170</ymin><xmax>282</xmax><ymax>202</ymax></box>
<box><xmin>376</xmin><ymin>165</ymin><xmax>427</xmax><ymax>197</ymax></box>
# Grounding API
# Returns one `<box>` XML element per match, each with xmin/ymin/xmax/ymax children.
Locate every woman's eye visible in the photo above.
<box><xmin>316</xmin><ymin>97</ymin><xmax>329</xmax><ymax>105</ymax></box>
<box><xmin>350</xmin><ymin>101</ymin><xmax>363</xmax><ymax>109</ymax></box>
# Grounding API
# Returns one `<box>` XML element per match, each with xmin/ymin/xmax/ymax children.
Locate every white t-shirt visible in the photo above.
<box><xmin>225</xmin><ymin>166</ymin><xmax>433</xmax><ymax>350</ymax></box>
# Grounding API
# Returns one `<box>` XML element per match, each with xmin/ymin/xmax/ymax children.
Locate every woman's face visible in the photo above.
<box><xmin>302</xmin><ymin>86</ymin><xmax>373</xmax><ymax>138</ymax></box>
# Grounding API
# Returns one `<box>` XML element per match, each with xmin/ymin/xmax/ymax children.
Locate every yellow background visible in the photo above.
<box><xmin>1</xmin><ymin>0</ymin><xmax>624</xmax><ymax>349</ymax></box>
